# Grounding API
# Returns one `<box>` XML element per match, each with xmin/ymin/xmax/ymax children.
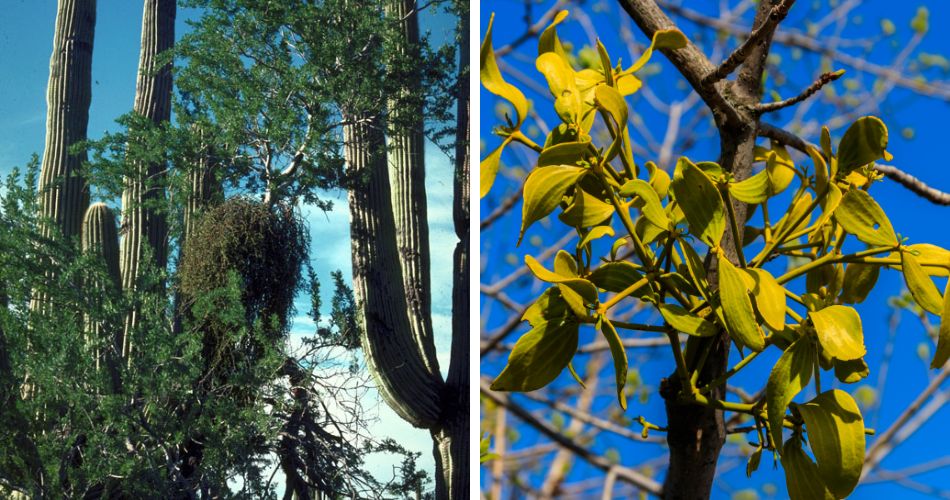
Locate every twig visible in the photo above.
<box><xmin>873</xmin><ymin>165</ymin><xmax>950</xmax><ymax>206</ymax></box>
<box><xmin>758</xmin><ymin>122</ymin><xmax>950</xmax><ymax>206</ymax></box>
<box><xmin>862</xmin><ymin>364</ymin><xmax>950</xmax><ymax>479</ymax></box>
<box><xmin>702</xmin><ymin>0</ymin><xmax>797</xmax><ymax>86</ymax></box>
<box><xmin>755</xmin><ymin>70</ymin><xmax>844</xmax><ymax>113</ymax></box>
<box><xmin>480</xmin><ymin>380</ymin><xmax>664</xmax><ymax>496</ymax></box>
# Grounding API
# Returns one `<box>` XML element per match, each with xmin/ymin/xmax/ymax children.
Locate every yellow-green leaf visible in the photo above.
<box><xmin>834</xmin><ymin>358</ymin><xmax>869</xmax><ymax>384</ymax></box>
<box><xmin>588</xmin><ymin>261</ymin><xmax>646</xmax><ymax>294</ymax></box>
<box><xmin>839</xmin><ymin>263</ymin><xmax>879</xmax><ymax>304</ymax></box>
<box><xmin>885</xmin><ymin>243</ymin><xmax>950</xmax><ymax>277</ymax></box>
<box><xmin>578</xmin><ymin>225</ymin><xmax>615</xmax><ymax>249</ymax></box>
<box><xmin>594</xmin><ymin>84</ymin><xmax>628</xmax><ymax>127</ymax></box>
<box><xmin>538</xmin><ymin>10</ymin><xmax>569</xmax><ymax>58</ymax></box>
<box><xmin>537</xmin><ymin>52</ymin><xmax>582</xmax><ymax>124</ymax></box>
<box><xmin>559</xmin><ymin>189</ymin><xmax>615</xmax><ymax>228</ymax></box>
<box><xmin>812</xmin><ymin>183</ymin><xmax>842</xmax><ymax>237</ymax></box>
<box><xmin>837</xmin><ymin>116</ymin><xmax>891</xmax><ymax>175</ymax></box>
<box><xmin>625</xmin><ymin>28</ymin><xmax>688</xmax><ymax>74</ymax></box>
<box><xmin>782</xmin><ymin>437</ymin><xmax>835</xmax><ymax>500</ymax></box>
<box><xmin>619</xmin><ymin>179</ymin><xmax>669</xmax><ymax>230</ymax></box>
<box><xmin>553</xmin><ymin>249</ymin><xmax>578</xmax><ymax>276</ymax></box>
<box><xmin>538</xmin><ymin>138</ymin><xmax>592</xmax><ymax>167</ymax></box>
<box><xmin>743</xmin><ymin>268</ymin><xmax>786</xmax><ymax>332</ymax></box>
<box><xmin>481</xmin><ymin>15</ymin><xmax>528</xmax><ymax>127</ymax></box>
<box><xmin>491</xmin><ymin>318</ymin><xmax>579</xmax><ymax>392</ymax></box>
<box><xmin>480</xmin><ymin>136</ymin><xmax>513</xmax><ymax>198</ymax></box>
<box><xmin>719</xmin><ymin>256</ymin><xmax>766</xmax><ymax>352</ymax></box>
<box><xmin>648</xmin><ymin>163</ymin><xmax>671</xmax><ymax>199</ymax></box>
<box><xmin>658</xmin><ymin>303</ymin><xmax>717</xmax><ymax>337</ymax></box>
<box><xmin>767</xmin><ymin>337</ymin><xmax>814</xmax><ymax>450</ymax></box>
<box><xmin>672</xmin><ymin>158</ymin><xmax>725</xmax><ymax>247</ymax></box>
<box><xmin>767</xmin><ymin>146</ymin><xmax>796</xmax><ymax>195</ymax></box>
<box><xmin>525</xmin><ymin>254</ymin><xmax>599</xmax><ymax>307</ymax></box>
<box><xmin>729</xmin><ymin>169</ymin><xmax>771</xmax><ymax>204</ymax></box>
<box><xmin>834</xmin><ymin>188</ymin><xmax>898</xmax><ymax>247</ymax></box>
<box><xmin>809</xmin><ymin>305</ymin><xmax>866</xmax><ymax>361</ymax></box>
<box><xmin>679</xmin><ymin>240</ymin><xmax>710</xmax><ymax>302</ymax></box>
<box><xmin>521</xmin><ymin>165</ymin><xmax>586</xmax><ymax>241</ymax></box>
<box><xmin>598</xmin><ymin>316</ymin><xmax>628</xmax><ymax>409</ymax></box>
<box><xmin>796</xmin><ymin>390</ymin><xmax>866</xmax><ymax>499</ymax></box>
<box><xmin>901</xmin><ymin>250</ymin><xmax>944</xmax><ymax>315</ymax></box>
<box><xmin>522</xmin><ymin>287</ymin><xmax>570</xmax><ymax>327</ymax></box>
<box><xmin>933</xmin><ymin>279</ymin><xmax>950</xmax><ymax>368</ymax></box>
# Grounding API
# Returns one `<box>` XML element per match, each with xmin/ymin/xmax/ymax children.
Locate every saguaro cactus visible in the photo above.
<box><xmin>344</xmin><ymin>98</ymin><xmax>469</xmax><ymax>499</ymax></box>
<box><xmin>81</xmin><ymin>203</ymin><xmax>122</xmax><ymax>386</ymax></box>
<box><xmin>37</xmin><ymin>0</ymin><xmax>96</xmax><ymax>241</ymax></box>
<box><xmin>119</xmin><ymin>0</ymin><xmax>175</xmax><ymax>355</ymax></box>
<box><xmin>385</xmin><ymin>0</ymin><xmax>438</xmax><ymax>375</ymax></box>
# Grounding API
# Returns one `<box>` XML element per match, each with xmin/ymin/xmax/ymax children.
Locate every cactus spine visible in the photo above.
<box><xmin>81</xmin><ymin>203</ymin><xmax>121</xmax><ymax>384</ymax></box>
<box><xmin>119</xmin><ymin>0</ymin><xmax>175</xmax><ymax>357</ymax></box>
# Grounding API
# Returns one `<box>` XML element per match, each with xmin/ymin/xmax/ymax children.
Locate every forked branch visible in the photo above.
<box><xmin>702</xmin><ymin>0</ymin><xmax>797</xmax><ymax>86</ymax></box>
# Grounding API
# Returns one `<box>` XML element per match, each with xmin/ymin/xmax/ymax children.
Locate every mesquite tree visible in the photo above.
<box><xmin>480</xmin><ymin>2</ymin><xmax>950</xmax><ymax>498</ymax></box>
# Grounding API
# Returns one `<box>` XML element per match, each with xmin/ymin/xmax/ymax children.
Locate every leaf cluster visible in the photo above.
<box><xmin>481</xmin><ymin>11</ymin><xmax>950</xmax><ymax>498</ymax></box>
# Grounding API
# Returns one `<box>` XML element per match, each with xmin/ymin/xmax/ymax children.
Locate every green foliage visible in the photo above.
<box><xmin>481</xmin><ymin>10</ymin><xmax>950</xmax><ymax>498</ymax></box>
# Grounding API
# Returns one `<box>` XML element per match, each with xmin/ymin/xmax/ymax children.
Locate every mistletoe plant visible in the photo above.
<box><xmin>481</xmin><ymin>11</ymin><xmax>950</xmax><ymax>499</ymax></box>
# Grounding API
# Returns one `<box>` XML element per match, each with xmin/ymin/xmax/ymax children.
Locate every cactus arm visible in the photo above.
<box><xmin>344</xmin><ymin>116</ymin><xmax>444</xmax><ymax>429</ymax></box>
<box><xmin>384</xmin><ymin>0</ymin><xmax>440</xmax><ymax>377</ymax></box>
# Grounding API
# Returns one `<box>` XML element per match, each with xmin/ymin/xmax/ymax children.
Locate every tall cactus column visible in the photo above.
<box><xmin>37</xmin><ymin>0</ymin><xmax>96</xmax><ymax>241</ymax></box>
<box><xmin>385</xmin><ymin>0</ymin><xmax>439</xmax><ymax>375</ymax></box>
<box><xmin>119</xmin><ymin>0</ymin><xmax>175</xmax><ymax>357</ymax></box>
<box><xmin>344</xmin><ymin>115</ymin><xmax>444</xmax><ymax>428</ymax></box>
<box><xmin>435</xmin><ymin>3</ymin><xmax>471</xmax><ymax>496</ymax></box>
<box><xmin>81</xmin><ymin>203</ymin><xmax>122</xmax><ymax>390</ymax></box>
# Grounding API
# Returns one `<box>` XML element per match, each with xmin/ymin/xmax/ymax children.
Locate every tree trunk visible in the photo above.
<box><xmin>119</xmin><ymin>0</ymin><xmax>175</xmax><ymax>357</ymax></box>
<box><xmin>385</xmin><ymin>0</ymin><xmax>440</xmax><ymax>375</ymax></box>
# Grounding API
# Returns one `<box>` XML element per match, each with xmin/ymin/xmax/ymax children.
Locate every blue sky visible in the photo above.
<box><xmin>480</xmin><ymin>0</ymin><xmax>950</xmax><ymax>498</ymax></box>
<box><xmin>0</xmin><ymin>0</ymin><xmax>459</xmax><ymax>489</ymax></box>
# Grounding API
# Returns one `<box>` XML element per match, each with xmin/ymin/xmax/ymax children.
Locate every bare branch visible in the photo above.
<box><xmin>873</xmin><ymin>165</ymin><xmax>950</xmax><ymax>206</ymax></box>
<box><xmin>616</xmin><ymin>0</ymin><xmax>743</xmax><ymax>126</ymax></box>
<box><xmin>702</xmin><ymin>0</ymin><xmax>796</xmax><ymax>86</ymax></box>
<box><xmin>862</xmin><ymin>364</ymin><xmax>950</xmax><ymax>479</ymax></box>
<box><xmin>480</xmin><ymin>380</ymin><xmax>664</xmax><ymax>496</ymax></box>
<box><xmin>755</xmin><ymin>70</ymin><xmax>844</xmax><ymax>114</ymax></box>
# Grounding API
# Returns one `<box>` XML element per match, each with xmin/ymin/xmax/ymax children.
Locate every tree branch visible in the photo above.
<box><xmin>759</xmin><ymin>122</ymin><xmax>950</xmax><ymax>206</ymax></box>
<box><xmin>703</xmin><ymin>0</ymin><xmax>796</xmax><ymax>86</ymax></box>
<box><xmin>480</xmin><ymin>380</ymin><xmax>664</xmax><ymax>496</ymax></box>
<box><xmin>755</xmin><ymin>70</ymin><xmax>844</xmax><ymax>114</ymax></box>
<box><xmin>616</xmin><ymin>0</ymin><xmax>742</xmax><ymax>126</ymax></box>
